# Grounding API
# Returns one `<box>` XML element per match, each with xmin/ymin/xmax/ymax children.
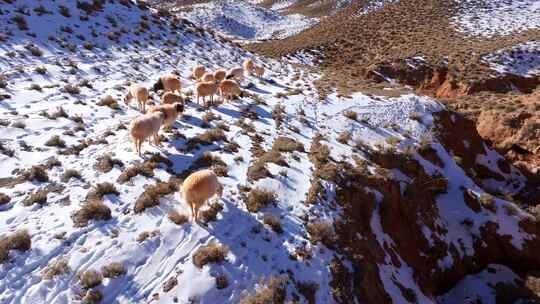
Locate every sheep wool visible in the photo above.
<box><xmin>180</xmin><ymin>169</ymin><xmax>222</xmax><ymax>222</ymax></box>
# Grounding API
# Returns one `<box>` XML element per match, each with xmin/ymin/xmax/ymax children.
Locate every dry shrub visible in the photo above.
<box><xmin>260</xmin><ymin>150</ymin><xmax>288</xmax><ymax>167</ymax></box>
<box><xmin>0</xmin><ymin>230</ymin><xmax>31</xmax><ymax>263</ymax></box>
<box><xmin>118</xmin><ymin>161</ymin><xmax>154</xmax><ymax>182</ymax></box>
<box><xmin>187</xmin><ymin>128</ymin><xmax>227</xmax><ymax>149</ymax></box>
<box><xmin>23</xmin><ymin>190</ymin><xmax>48</xmax><ymax>206</ymax></box>
<box><xmin>241</xmin><ymin>276</ymin><xmax>287</xmax><ymax>304</ymax></box>
<box><xmin>168</xmin><ymin>211</ymin><xmax>188</xmax><ymax>225</ymax></box>
<box><xmin>163</xmin><ymin>276</ymin><xmax>178</xmax><ymax>292</ymax></box>
<box><xmin>45</xmin><ymin>135</ymin><xmax>66</xmax><ymax>148</ymax></box>
<box><xmin>216</xmin><ymin>274</ymin><xmax>229</xmax><ymax>289</ymax></box>
<box><xmin>79</xmin><ymin>270</ymin><xmax>102</xmax><ymax>289</ymax></box>
<box><xmin>86</xmin><ymin>182</ymin><xmax>119</xmax><ymax>201</ymax></box>
<box><xmin>83</xmin><ymin>289</ymin><xmax>102</xmax><ymax>304</ymax></box>
<box><xmin>42</xmin><ymin>257</ymin><xmax>71</xmax><ymax>280</ymax></box>
<box><xmin>246</xmin><ymin>188</ymin><xmax>276</xmax><ymax>213</ymax></box>
<box><xmin>337</xmin><ymin>131</ymin><xmax>352</xmax><ymax>144</ymax></box>
<box><xmin>72</xmin><ymin>200</ymin><xmax>112</xmax><ymax>227</ymax></box>
<box><xmin>200</xmin><ymin>202</ymin><xmax>224</xmax><ymax>224</ymax></box>
<box><xmin>0</xmin><ymin>193</ymin><xmax>11</xmax><ymax>205</ymax></box>
<box><xmin>313</xmin><ymin>162</ymin><xmax>339</xmax><ymax>182</ymax></box>
<box><xmin>247</xmin><ymin>160</ymin><xmax>272</xmax><ymax>181</ymax></box>
<box><xmin>263</xmin><ymin>215</ymin><xmax>283</xmax><ymax>234</ymax></box>
<box><xmin>272</xmin><ymin>103</ymin><xmax>286</xmax><ymax>127</ymax></box>
<box><xmin>306</xmin><ymin>221</ymin><xmax>334</xmax><ymax>246</ymax></box>
<box><xmin>272</xmin><ymin>136</ymin><xmax>304</xmax><ymax>152</ymax></box>
<box><xmin>192</xmin><ymin>242</ymin><xmax>229</xmax><ymax>268</ymax></box>
<box><xmin>101</xmin><ymin>262</ymin><xmax>126</xmax><ymax>278</ymax></box>
<box><xmin>95</xmin><ymin>154</ymin><xmax>123</xmax><ymax>173</ymax></box>
<box><xmin>306</xmin><ymin>179</ymin><xmax>325</xmax><ymax>205</ymax></box>
<box><xmin>97</xmin><ymin>95</ymin><xmax>119</xmax><ymax>109</ymax></box>
<box><xmin>343</xmin><ymin>110</ymin><xmax>358</xmax><ymax>121</ymax></box>
<box><xmin>62</xmin><ymin>84</ymin><xmax>80</xmax><ymax>95</ymax></box>
<box><xmin>62</xmin><ymin>169</ymin><xmax>82</xmax><ymax>182</ymax></box>
<box><xmin>480</xmin><ymin>193</ymin><xmax>497</xmax><ymax>212</ymax></box>
<box><xmin>297</xmin><ymin>281</ymin><xmax>318</xmax><ymax>304</ymax></box>
<box><xmin>134</xmin><ymin>180</ymin><xmax>178</xmax><ymax>213</ymax></box>
<box><xmin>137</xmin><ymin>230</ymin><xmax>160</xmax><ymax>242</ymax></box>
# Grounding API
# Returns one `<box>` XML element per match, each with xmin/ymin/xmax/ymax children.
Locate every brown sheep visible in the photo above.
<box><xmin>243</xmin><ymin>59</ymin><xmax>254</xmax><ymax>75</ymax></box>
<box><xmin>254</xmin><ymin>65</ymin><xmax>265</xmax><ymax>78</ymax></box>
<box><xmin>129</xmin><ymin>112</ymin><xmax>165</xmax><ymax>156</ymax></box>
<box><xmin>192</xmin><ymin>65</ymin><xmax>206</xmax><ymax>81</ymax></box>
<box><xmin>148</xmin><ymin>103</ymin><xmax>184</xmax><ymax>127</ymax></box>
<box><xmin>161</xmin><ymin>92</ymin><xmax>184</xmax><ymax>105</ymax></box>
<box><xmin>213</xmin><ymin>69</ymin><xmax>227</xmax><ymax>82</ymax></box>
<box><xmin>196</xmin><ymin>81</ymin><xmax>219</xmax><ymax>107</ymax></box>
<box><xmin>219</xmin><ymin>80</ymin><xmax>243</xmax><ymax>102</ymax></box>
<box><xmin>180</xmin><ymin>169</ymin><xmax>222</xmax><ymax>222</ymax></box>
<box><xmin>152</xmin><ymin>74</ymin><xmax>181</xmax><ymax>94</ymax></box>
<box><xmin>124</xmin><ymin>84</ymin><xmax>150</xmax><ymax>112</ymax></box>
<box><xmin>201</xmin><ymin>73</ymin><xmax>215</xmax><ymax>83</ymax></box>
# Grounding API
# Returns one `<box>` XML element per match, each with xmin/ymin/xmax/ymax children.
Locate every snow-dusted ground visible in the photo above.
<box><xmin>481</xmin><ymin>40</ymin><xmax>540</xmax><ymax>77</ymax></box>
<box><xmin>172</xmin><ymin>0</ymin><xmax>318</xmax><ymax>41</ymax></box>
<box><xmin>452</xmin><ymin>0</ymin><xmax>540</xmax><ymax>37</ymax></box>
<box><xmin>0</xmin><ymin>1</ymin><xmax>537</xmax><ymax>303</ymax></box>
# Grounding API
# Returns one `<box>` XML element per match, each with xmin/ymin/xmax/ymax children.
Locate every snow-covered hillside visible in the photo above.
<box><xmin>172</xmin><ymin>0</ymin><xmax>317</xmax><ymax>41</ymax></box>
<box><xmin>452</xmin><ymin>0</ymin><xmax>540</xmax><ymax>37</ymax></box>
<box><xmin>1</xmin><ymin>1</ymin><xmax>540</xmax><ymax>304</ymax></box>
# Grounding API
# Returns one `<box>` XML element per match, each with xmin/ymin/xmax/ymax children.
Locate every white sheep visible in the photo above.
<box><xmin>254</xmin><ymin>65</ymin><xmax>265</xmax><ymax>78</ymax></box>
<box><xmin>196</xmin><ymin>81</ymin><xmax>218</xmax><ymax>107</ymax></box>
<box><xmin>213</xmin><ymin>69</ymin><xmax>227</xmax><ymax>82</ymax></box>
<box><xmin>201</xmin><ymin>73</ymin><xmax>215</xmax><ymax>83</ymax></box>
<box><xmin>219</xmin><ymin>79</ymin><xmax>243</xmax><ymax>102</ymax></box>
<box><xmin>192</xmin><ymin>65</ymin><xmax>206</xmax><ymax>81</ymax></box>
<box><xmin>124</xmin><ymin>84</ymin><xmax>150</xmax><ymax>112</ymax></box>
<box><xmin>152</xmin><ymin>74</ymin><xmax>181</xmax><ymax>94</ymax></box>
<box><xmin>243</xmin><ymin>59</ymin><xmax>254</xmax><ymax>76</ymax></box>
<box><xmin>148</xmin><ymin>103</ymin><xmax>184</xmax><ymax>127</ymax></box>
<box><xmin>161</xmin><ymin>92</ymin><xmax>184</xmax><ymax>105</ymax></box>
<box><xmin>180</xmin><ymin>169</ymin><xmax>223</xmax><ymax>223</ymax></box>
<box><xmin>129</xmin><ymin>112</ymin><xmax>164</xmax><ymax>156</ymax></box>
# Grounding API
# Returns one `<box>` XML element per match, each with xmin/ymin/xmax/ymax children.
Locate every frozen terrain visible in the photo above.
<box><xmin>452</xmin><ymin>0</ymin><xmax>540</xmax><ymax>37</ymax></box>
<box><xmin>172</xmin><ymin>0</ymin><xmax>318</xmax><ymax>41</ymax></box>
<box><xmin>481</xmin><ymin>41</ymin><xmax>540</xmax><ymax>77</ymax></box>
<box><xmin>0</xmin><ymin>0</ymin><xmax>538</xmax><ymax>303</ymax></box>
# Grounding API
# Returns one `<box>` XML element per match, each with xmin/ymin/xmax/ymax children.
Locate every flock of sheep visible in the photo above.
<box><xmin>124</xmin><ymin>59</ymin><xmax>264</xmax><ymax>222</ymax></box>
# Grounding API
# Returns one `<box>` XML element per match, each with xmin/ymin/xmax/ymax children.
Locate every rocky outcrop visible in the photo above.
<box><xmin>327</xmin><ymin>110</ymin><xmax>540</xmax><ymax>303</ymax></box>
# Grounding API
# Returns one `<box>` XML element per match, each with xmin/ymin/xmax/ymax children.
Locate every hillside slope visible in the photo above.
<box><xmin>1</xmin><ymin>1</ymin><xmax>540</xmax><ymax>303</ymax></box>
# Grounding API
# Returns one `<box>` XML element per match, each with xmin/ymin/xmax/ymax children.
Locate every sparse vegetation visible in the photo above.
<box><xmin>216</xmin><ymin>274</ymin><xmax>229</xmax><ymax>290</ymax></box>
<box><xmin>480</xmin><ymin>193</ymin><xmax>497</xmax><ymax>212</ymax></box>
<box><xmin>306</xmin><ymin>220</ymin><xmax>334</xmax><ymax>246</ymax></box>
<box><xmin>42</xmin><ymin>257</ymin><xmax>71</xmax><ymax>280</ymax></box>
<box><xmin>134</xmin><ymin>179</ymin><xmax>178</xmax><ymax>213</ymax></box>
<box><xmin>95</xmin><ymin>154</ymin><xmax>124</xmax><ymax>173</ymax></box>
<box><xmin>72</xmin><ymin>200</ymin><xmax>112</xmax><ymax>227</ymax></box>
<box><xmin>86</xmin><ymin>182</ymin><xmax>119</xmax><ymax>201</ymax></box>
<box><xmin>263</xmin><ymin>215</ymin><xmax>283</xmax><ymax>234</ymax></box>
<box><xmin>45</xmin><ymin>135</ymin><xmax>66</xmax><ymax>148</ymax></box>
<box><xmin>97</xmin><ymin>95</ymin><xmax>120</xmax><ymax>109</ymax></box>
<box><xmin>0</xmin><ymin>193</ymin><xmax>11</xmax><ymax>205</ymax></box>
<box><xmin>192</xmin><ymin>242</ymin><xmax>229</xmax><ymax>268</ymax></box>
<box><xmin>78</xmin><ymin>270</ymin><xmax>102</xmax><ymax>289</ymax></box>
<box><xmin>22</xmin><ymin>190</ymin><xmax>48</xmax><ymax>206</ymax></box>
<box><xmin>21</xmin><ymin>165</ymin><xmax>49</xmax><ymax>182</ymax></box>
<box><xmin>240</xmin><ymin>276</ymin><xmax>287</xmax><ymax>304</ymax></box>
<box><xmin>101</xmin><ymin>262</ymin><xmax>126</xmax><ymax>278</ymax></box>
<box><xmin>61</xmin><ymin>169</ymin><xmax>82</xmax><ymax>182</ymax></box>
<box><xmin>168</xmin><ymin>211</ymin><xmax>188</xmax><ymax>225</ymax></box>
<box><xmin>0</xmin><ymin>230</ymin><xmax>31</xmax><ymax>263</ymax></box>
<box><xmin>246</xmin><ymin>188</ymin><xmax>276</xmax><ymax>213</ymax></box>
<box><xmin>272</xmin><ymin>136</ymin><xmax>304</xmax><ymax>152</ymax></box>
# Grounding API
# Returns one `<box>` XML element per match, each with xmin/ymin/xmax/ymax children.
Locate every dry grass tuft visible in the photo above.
<box><xmin>95</xmin><ymin>154</ymin><xmax>124</xmax><ymax>173</ymax></box>
<box><xmin>61</xmin><ymin>169</ymin><xmax>82</xmax><ymax>182</ymax></box>
<box><xmin>168</xmin><ymin>211</ymin><xmax>188</xmax><ymax>225</ymax></box>
<box><xmin>97</xmin><ymin>95</ymin><xmax>120</xmax><ymax>109</ymax></box>
<box><xmin>42</xmin><ymin>257</ymin><xmax>71</xmax><ymax>280</ymax></box>
<box><xmin>246</xmin><ymin>188</ymin><xmax>277</xmax><ymax>213</ymax></box>
<box><xmin>216</xmin><ymin>274</ymin><xmax>229</xmax><ymax>290</ymax></box>
<box><xmin>186</xmin><ymin>128</ymin><xmax>227</xmax><ymax>149</ymax></box>
<box><xmin>82</xmin><ymin>289</ymin><xmax>103</xmax><ymax>304</ymax></box>
<box><xmin>21</xmin><ymin>165</ymin><xmax>49</xmax><ymax>183</ymax></box>
<box><xmin>306</xmin><ymin>221</ymin><xmax>334</xmax><ymax>246</ymax></box>
<box><xmin>71</xmin><ymin>200</ymin><xmax>112</xmax><ymax>227</ymax></box>
<box><xmin>272</xmin><ymin>136</ymin><xmax>304</xmax><ymax>152</ymax></box>
<box><xmin>263</xmin><ymin>215</ymin><xmax>283</xmax><ymax>234</ymax></box>
<box><xmin>0</xmin><ymin>193</ymin><xmax>11</xmax><ymax>205</ymax></box>
<box><xmin>45</xmin><ymin>135</ymin><xmax>66</xmax><ymax>148</ymax></box>
<box><xmin>247</xmin><ymin>160</ymin><xmax>272</xmax><ymax>181</ymax></box>
<box><xmin>101</xmin><ymin>262</ymin><xmax>126</xmax><ymax>278</ymax></box>
<box><xmin>78</xmin><ymin>270</ymin><xmax>102</xmax><ymax>289</ymax></box>
<box><xmin>134</xmin><ymin>179</ymin><xmax>178</xmax><ymax>213</ymax></box>
<box><xmin>343</xmin><ymin>110</ymin><xmax>358</xmax><ymax>121</ymax></box>
<box><xmin>192</xmin><ymin>242</ymin><xmax>229</xmax><ymax>268</ymax></box>
<box><xmin>480</xmin><ymin>193</ymin><xmax>497</xmax><ymax>212</ymax></box>
<box><xmin>22</xmin><ymin>190</ymin><xmax>48</xmax><ymax>206</ymax></box>
<box><xmin>86</xmin><ymin>182</ymin><xmax>119</xmax><ymax>201</ymax></box>
<box><xmin>199</xmin><ymin>202</ymin><xmax>224</xmax><ymax>224</ymax></box>
<box><xmin>240</xmin><ymin>276</ymin><xmax>287</xmax><ymax>304</ymax></box>
<box><xmin>0</xmin><ymin>230</ymin><xmax>31</xmax><ymax>263</ymax></box>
